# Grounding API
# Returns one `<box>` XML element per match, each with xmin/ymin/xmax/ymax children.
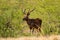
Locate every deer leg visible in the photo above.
<box><xmin>37</xmin><ymin>27</ymin><xmax>42</xmax><ymax>36</ymax></box>
<box><xmin>32</xmin><ymin>27</ymin><xmax>34</xmax><ymax>33</ymax></box>
<box><xmin>39</xmin><ymin>28</ymin><xmax>41</xmax><ymax>32</ymax></box>
<box><xmin>30</xmin><ymin>28</ymin><xmax>32</xmax><ymax>33</ymax></box>
<box><xmin>29</xmin><ymin>27</ymin><xmax>32</xmax><ymax>33</ymax></box>
<box><xmin>35</xmin><ymin>28</ymin><xmax>40</xmax><ymax>36</ymax></box>
<box><xmin>35</xmin><ymin>24</ymin><xmax>41</xmax><ymax>32</ymax></box>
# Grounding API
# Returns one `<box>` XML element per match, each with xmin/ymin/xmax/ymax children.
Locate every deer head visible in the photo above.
<box><xmin>22</xmin><ymin>8</ymin><xmax>35</xmax><ymax>21</ymax></box>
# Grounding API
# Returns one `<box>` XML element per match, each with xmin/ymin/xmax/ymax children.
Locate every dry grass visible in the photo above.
<box><xmin>0</xmin><ymin>35</ymin><xmax>60</xmax><ymax>40</ymax></box>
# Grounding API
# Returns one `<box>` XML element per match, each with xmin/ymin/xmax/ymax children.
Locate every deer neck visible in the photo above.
<box><xmin>25</xmin><ymin>16</ymin><xmax>29</xmax><ymax>21</ymax></box>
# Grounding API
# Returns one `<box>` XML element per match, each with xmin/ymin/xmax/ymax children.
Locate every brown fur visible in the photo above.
<box><xmin>23</xmin><ymin>8</ymin><xmax>42</xmax><ymax>33</ymax></box>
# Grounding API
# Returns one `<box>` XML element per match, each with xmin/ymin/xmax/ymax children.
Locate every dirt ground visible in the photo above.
<box><xmin>0</xmin><ymin>35</ymin><xmax>60</xmax><ymax>40</ymax></box>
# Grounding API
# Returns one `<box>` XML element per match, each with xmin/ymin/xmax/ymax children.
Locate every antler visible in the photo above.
<box><xmin>22</xmin><ymin>8</ymin><xmax>26</xmax><ymax>14</ymax></box>
<box><xmin>28</xmin><ymin>8</ymin><xmax>35</xmax><ymax>13</ymax></box>
<box><xmin>30</xmin><ymin>8</ymin><xmax>35</xmax><ymax>12</ymax></box>
<box><xmin>26</xmin><ymin>8</ymin><xmax>35</xmax><ymax>16</ymax></box>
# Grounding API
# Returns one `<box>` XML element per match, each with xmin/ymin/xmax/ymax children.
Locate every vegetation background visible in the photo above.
<box><xmin>0</xmin><ymin>0</ymin><xmax>60</xmax><ymax>37</ymax></box>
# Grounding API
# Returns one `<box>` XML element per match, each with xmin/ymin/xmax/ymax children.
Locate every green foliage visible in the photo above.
<box><xmin>0</xmin><ymin>0</ymin><xmax>60</xmax><ymax>37</ymax></box>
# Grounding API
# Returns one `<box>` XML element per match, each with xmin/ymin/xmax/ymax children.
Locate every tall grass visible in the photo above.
<box><xmin>0</xmin><ymin>0</ymin><xmax>60</xmax><ymax>37</ymax></box>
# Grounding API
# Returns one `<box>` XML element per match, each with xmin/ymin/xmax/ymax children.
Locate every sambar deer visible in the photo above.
<box><xmin>22</xmin><ymin>8</ymin><xmax>42</xmax><ymax>33</ymax></box>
